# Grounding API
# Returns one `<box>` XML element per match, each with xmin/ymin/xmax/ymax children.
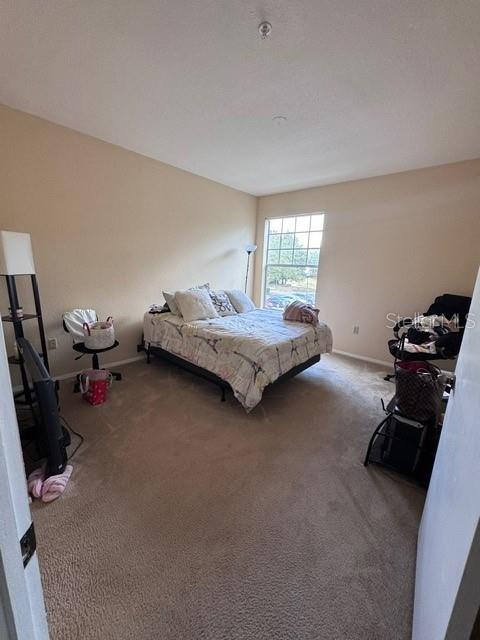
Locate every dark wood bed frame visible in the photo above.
<box><xmin>137</xmin><ymin>340</ymin><xmax>320</xmax><ymax>403</ymax></box>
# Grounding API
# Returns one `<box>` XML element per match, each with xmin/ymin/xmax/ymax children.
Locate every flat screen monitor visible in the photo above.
<box><xmin>17</xmin><ymin>338</ymin><xmax>67</xmax><ymax>476</ymax></box>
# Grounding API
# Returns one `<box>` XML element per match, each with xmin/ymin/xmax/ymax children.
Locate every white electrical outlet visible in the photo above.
<box><xmin>353</xmin><ymin>325</ymin><xmax>360</xmax><ymax>335</ymax></box>
<box><xmin>47</xmin><ymin>337</ymin><xmax>58</xmax><ymax>350</ymax></box>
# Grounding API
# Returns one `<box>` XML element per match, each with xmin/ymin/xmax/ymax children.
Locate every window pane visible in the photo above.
<box><xmin>264</xmin><ymin>265</ymin><xmax>318</xmax><ymax>309</ymax></box>
<box><xmin>301</xmin><ymin>267</ymin><xmax>318</xmax><ymax>305</ymax></box>
<box><xmin>294</xmin><ymin>232</ymin><xmax>308</xmax><ymax>248</ymax></box>
<box><xmin>310</xmin><ymin>214</ymin><xmax>324</xmax><ymax>231</ymax></box>
<box><xmin>295</xmin><ymin>216</ymin><xmax>310</xmax><ymax>232</ymax></box>
<box><xmin>282</xmin><ymin>217</ymin><xmax>296</xmax><ymax>233</ymax></box>
<box><xmin>268</xmin><ymin>234</ymin><xmax>281</xmax><ymax>250</ymax></box>
<box><xmin>307</xmin><ymin>249</ymin><xmax>320</xmax><ymax>266</ymax></box>
<box><xmin>293</xmin><ymin>249</ymin><xmax>308</xmax><ymax>265</ymax></box>
<box><xmin>303</xmin><ymin>267</ymin><xmax>318</xmax><ymax>283</ymax></box>
<box><xmin>269</xmin><ymin>218</ymin><xmax>282</xmax><ymax>233</ymax></box>
<box><xmin>281</xmin><ymin>233</ymin><xmax>294</xmax><ymax>249</ymax></box>
<box><xmin>267</xmin><ymin>249</ymin><xmax>280</xmax><ymax>265</ymax></box>
<box><xmin>279</xmin><ymin>250</ymin><xmax>293</xmax><ymax>264</ymax></box>
<box><xmin>308</xmin><ymin>231</ymin><xmax>322</xmax><ymax>248</ymax></box>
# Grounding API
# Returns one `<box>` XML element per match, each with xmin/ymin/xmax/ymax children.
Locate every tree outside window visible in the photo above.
<box><xmin>263</xmin><ymin>214</ymin><xmax>324</xmax><ymax>310</ymax></box>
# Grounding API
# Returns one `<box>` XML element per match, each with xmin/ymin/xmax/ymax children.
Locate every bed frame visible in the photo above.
<box><xmin>137</xmin><ymin>340</ymin><xmax>320</xmax><ymax>403</ymax></box>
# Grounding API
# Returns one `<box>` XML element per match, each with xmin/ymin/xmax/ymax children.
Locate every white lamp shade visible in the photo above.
<box><xmin>0</xmin><ymin>231</ymin><xmax>36</xmax><ymax>275</ymax></box>
<box><xmin>245</xmin><ymin>244</ymin><xmax>257</xmax><ymax>254</ymax></box>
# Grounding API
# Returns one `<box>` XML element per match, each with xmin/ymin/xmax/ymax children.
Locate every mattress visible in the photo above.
<box><xmin>143</xmin><ymin>309</ymin><xmax>333</xmax><ymax>411</ymax></box>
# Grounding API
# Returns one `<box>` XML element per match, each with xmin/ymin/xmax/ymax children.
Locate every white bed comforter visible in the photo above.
<box><xmin>143</xmin><ymin>309</ymin><xmax>333</xmax><ymax>411</ymax></box>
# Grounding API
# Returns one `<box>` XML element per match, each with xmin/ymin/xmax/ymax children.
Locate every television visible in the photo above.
<box><xmin>17</xmin><ymin>338</ymin><xmax>67</xmax><ymax>476</ymax></box>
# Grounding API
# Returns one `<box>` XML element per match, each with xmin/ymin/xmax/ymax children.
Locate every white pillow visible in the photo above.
<box><xmin>163</xmin><ymin>291</ymin><xmax>180</xmax><ymax>315</ymax></box>
<box><xmin>163</xmin><ymin>283</ymin><xmax>209</xmax><ymax>315</ymax></box>
<box><xmin>175</xmin><ymin>288</ymin><xmax>219</xmax><ymax>322</ymax></box>
<box><xmin>209</xmin><ymin>290</ymin><xmax>237</xmax><ymax>316</ymax></box>
<box><xmin>226</xmin><ymin>290</ymin><xmax>256</xmax><ymax>313</ymax></box>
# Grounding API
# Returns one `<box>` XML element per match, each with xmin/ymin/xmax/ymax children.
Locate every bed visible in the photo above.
<box><xmin>141</xmin><ymin>308</ymin><xmax>333</xmax><ymax>411</ymax></box>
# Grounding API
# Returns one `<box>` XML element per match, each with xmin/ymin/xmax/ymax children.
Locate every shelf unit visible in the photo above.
<box><xmin>3</xmin><ymin>313</ymin><xmax>39</xmax><ymax>323</ymax></box>
<box><xmin>2</xmin><ymin>274</ymin><xmax>50</xmax><ymax>404</ymax></box>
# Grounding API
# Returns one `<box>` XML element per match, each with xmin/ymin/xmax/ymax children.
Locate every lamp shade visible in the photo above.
<box><xmin>245</xmin><ymin>244</ymin><xmax>257</xmax><ymax>254</ymax></box>
<box><xmin>0</xmin><ymin>231</ymin><xmax>36</xmax><ymax>275</ymax></box>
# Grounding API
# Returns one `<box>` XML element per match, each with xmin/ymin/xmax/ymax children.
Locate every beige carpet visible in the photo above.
<box><xmin>32</xmin><ymin>353</ymin><xmax>425</xmax><ymax>640</ymax></box>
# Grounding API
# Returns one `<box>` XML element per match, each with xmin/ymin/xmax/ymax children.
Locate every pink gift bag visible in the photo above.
<box><xmin>79</xmin><ymin>369</ymin><xmax>113</xmax><ymax>406</ymax></box>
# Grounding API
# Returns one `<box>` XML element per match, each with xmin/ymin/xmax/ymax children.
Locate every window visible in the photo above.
<box><xmin>263</xmin><ymin>213</ymin><xmax>324</xmax><ymax>310</ymax></box>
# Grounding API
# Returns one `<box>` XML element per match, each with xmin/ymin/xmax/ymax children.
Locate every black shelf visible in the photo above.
<box><xmin>3</xmin><ymin>274</ymin><xmax>51</xmax><ymax>405</ymax></box>
<box><xmin>8</xmin><ymin>352</ymin><xmax>44</xmax><ymax>366</ymax></box>
<box><xmin>2</xmin><ymin>313</ymin><xmax>39</xmax><ymax>323</ymax></box>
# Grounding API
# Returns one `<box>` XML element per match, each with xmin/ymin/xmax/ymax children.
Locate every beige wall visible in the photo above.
<box><xmin>2</xmin><ymin>101</ymin><xmax>478</xmax><ymax>377</ymax></box>
<box><xmin>0</xmin><ymin>104</ymin><xmax>256</xmax><ymax>377</ymax></box>
<box><xmin>255</xmin><ymin>160</ymin><xmax>480</xmax><ymax>364</ymax></box>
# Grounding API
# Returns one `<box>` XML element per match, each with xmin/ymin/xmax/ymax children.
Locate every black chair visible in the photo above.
<box><xmin>63</xmin><ymin>309</ymin><xmax>122</xmax><ymax>391</ymax></box>
<box><xmin>385</xmin><ymin>293</ymin><xmax>471</xmax><ymax>381</ymax></box>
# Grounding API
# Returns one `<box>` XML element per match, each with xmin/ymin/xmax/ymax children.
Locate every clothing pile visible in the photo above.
<box><xmin>388</xmin><ymin>293</ymin><xmax>471</xmax><ymax>362</ymax></box>
<box><xmin>400</xmin><ymin>314</ymin><xmax>461</xmax><ymax>356</ymax></box>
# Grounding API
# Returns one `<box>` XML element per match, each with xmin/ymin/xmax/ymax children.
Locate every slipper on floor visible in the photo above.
<box><xmin>27</xmin><ymin>464</ymin><xmax>47</xmax><ymax>499</ymax></box>
<box><xmin>41</xmin><ymin>465</ymin><xmax>73</xmax><ymax>503</ymax></box>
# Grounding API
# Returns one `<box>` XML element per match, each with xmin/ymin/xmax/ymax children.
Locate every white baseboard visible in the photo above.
<box><xmin>331</xmin><ymin>349</ymin><xmax>454</xmax><ymax>376</ymax></box>
<box><xmin>53</xmin><ymin>355</ymin><xmax>145</xmax><ymax>382</ymax></box>
<box><xmin>12</xmin><ymin>355</ymin><xmax>145</xmax><ymax>391</ymax></box>
<box><xmin>331</xmin><ymin>349</ymin><xmax>392</xmax><ymax>369</ymax></box>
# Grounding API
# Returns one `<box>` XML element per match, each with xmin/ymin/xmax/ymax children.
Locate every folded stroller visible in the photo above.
<box><xmin>385</xmin><ymin>293</ymin><xmax>471</xmax><ymax>381</ymax></box>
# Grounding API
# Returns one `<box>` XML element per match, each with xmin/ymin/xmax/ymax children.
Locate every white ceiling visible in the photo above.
<box><xmin>1</xmin><ymin>1</ymin><xmax>479</xmax><ymax>196</ymax></box>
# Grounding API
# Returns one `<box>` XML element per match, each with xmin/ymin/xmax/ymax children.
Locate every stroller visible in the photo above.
<box><xmin>385</xmin><ymin>293</ymin><xmax>471</xmax><ymax>381</ymax></box>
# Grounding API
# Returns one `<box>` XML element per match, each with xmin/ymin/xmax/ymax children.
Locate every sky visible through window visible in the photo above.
<box><xmin>263</xmin><ymin>214</ymin><xmax>324</xmax><ymax>310</ymax></box>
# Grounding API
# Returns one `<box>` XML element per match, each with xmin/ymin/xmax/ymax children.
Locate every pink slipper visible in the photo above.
<box><xmin>27</xmin><ymin>464</ymin><xmax>46</xmax><ymax>499</ymax></box>
<box><xmin>41</xmin><ymin>465</ymin><xmax>73</xmax><ymax>503</ymax></box>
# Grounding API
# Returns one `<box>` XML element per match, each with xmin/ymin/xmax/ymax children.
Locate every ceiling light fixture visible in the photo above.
<box><xmin>258</xmin><ymin>21</ymin><xmax>272</xmax><ymax>39</ymax></box>
<box><xmin>272</xmin><ymin>115</ymin><xmax>288</xmax><ymax>125</ymax></box>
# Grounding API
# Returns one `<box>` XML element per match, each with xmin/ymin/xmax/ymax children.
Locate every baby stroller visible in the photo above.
<box><xmin>385</xmin><ymin>293</ymin><xmax>471</xmax><ymax>381</ymax></box>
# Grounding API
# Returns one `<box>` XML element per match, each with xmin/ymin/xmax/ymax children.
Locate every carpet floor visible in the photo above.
<box><xmin>32</xmin><ymin>353</ymin><xmax>425</xmax><ymax>640</ymax></box>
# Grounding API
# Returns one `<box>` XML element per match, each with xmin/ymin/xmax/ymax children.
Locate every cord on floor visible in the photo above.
<box><xmin>60</xmin><ymin>415</ymin><xmax>85</xmax><ymax>460</ymax></box>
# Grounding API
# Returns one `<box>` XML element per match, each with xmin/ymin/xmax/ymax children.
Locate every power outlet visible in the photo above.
<box><xmin>47</xmin><ymin>337</ymin><xmax>58</xmax><ymax>350</ymax></box>
<box><xmin>353</xmin><ymin>325</ymin><xmax>360</xmax><ymax>335</ymax></box>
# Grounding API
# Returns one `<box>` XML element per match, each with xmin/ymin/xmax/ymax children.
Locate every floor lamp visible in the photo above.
<box><xmin>0</xmin><ymin>230</ymin><xmax>49</xmax><ymax>406</ymax></box>
<box><xmin>244</xmin><ymin>244</ymin><xmax>257</xmax><ymax>293</ymax></box>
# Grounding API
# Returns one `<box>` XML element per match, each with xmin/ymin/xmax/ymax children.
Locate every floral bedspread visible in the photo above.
<box><xmin>143</xmin><ymin>309</ymin><xmax>333</xmax><ymax>411</ymax></box>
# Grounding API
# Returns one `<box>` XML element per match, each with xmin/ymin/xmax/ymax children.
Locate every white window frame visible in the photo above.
<box><xmin>261</xmin><ymin>212</ymin><xmax>325</xmax><ymax>308</ymax></box>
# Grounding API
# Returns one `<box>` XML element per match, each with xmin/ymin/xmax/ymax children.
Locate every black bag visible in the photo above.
<box><xmin>395</xmin><ymin>361</ymin><xmax>445</xmax><ymax>422</ymax></box>
<box><xmin>425</xmin><ymin>293</ymin><xmax>471</xmax><ymax>328</ymax></box>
